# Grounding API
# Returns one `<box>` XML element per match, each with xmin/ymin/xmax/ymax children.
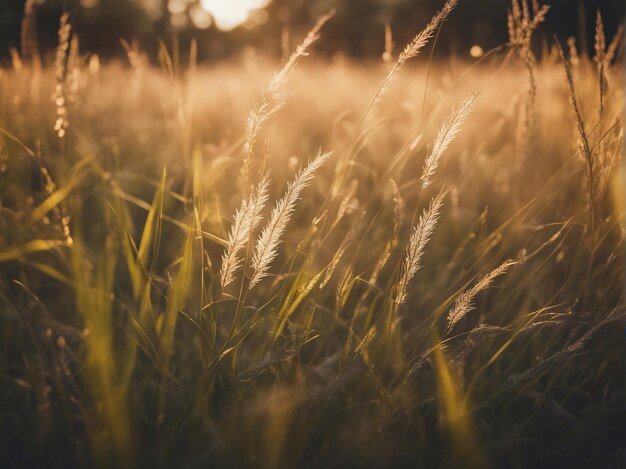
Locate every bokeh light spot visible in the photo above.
<box><xmin>190</xmin><ymin>5</ymin><xmax>213</xmax><ymax>29</ymax></box>
<box><xmin>470</xmin><ymin>45</ymin><xmax>484</xmax><ymax>58</ymax></box>
<box><xmin>200</xmin><ymin>0</ymin><xmax>270</xmax><ymax>31</ymax></box>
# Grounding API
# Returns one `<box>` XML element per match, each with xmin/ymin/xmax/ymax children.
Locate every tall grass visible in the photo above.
<box><xmin>0</xmin><ymin>1</ymin><xmax>623</xmax><ymax>467</ymax></box>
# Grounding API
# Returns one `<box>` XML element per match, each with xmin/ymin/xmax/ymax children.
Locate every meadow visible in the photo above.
<box><xmin>0</xmin><ymin>1</ymin><xmax>624</xmax><ymax>467</ymax></box>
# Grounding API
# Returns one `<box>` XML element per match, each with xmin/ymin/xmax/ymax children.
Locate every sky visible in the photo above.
<box><xmin>198</xmin><ymin>0</ymin><xmax>270</xmax><ymax>31</ymax></box>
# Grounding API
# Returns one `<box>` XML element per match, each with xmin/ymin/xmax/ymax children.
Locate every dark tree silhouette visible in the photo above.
<box><xmin>0</xmin><ymin>0</ymin><xmax>623</xmax><ymax>62</ymax></box>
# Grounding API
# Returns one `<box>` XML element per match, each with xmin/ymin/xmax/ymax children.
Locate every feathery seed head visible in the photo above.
<box><xmin>249</xmin><ymin>151</ymin><xmax>332</xmax><ymax>289</ymax></box>
<box><xmin>446</xmin><ymin>260</ymin><xmax>515</xmax><ymax>331</ymax></box>
<box><xmin>241</xmin><ymin>11</ymin><xmax>334</xmax><ymax>182</ymax></box>
<box><xmin>220</xmin><ymin>176</ymin><xmax>270</xmax><ymax>289</ymax></box>
<box><xmin>376</xmin><ymin>0</ymin><xmax>458</xmax><ymax>104</ymax></box>
<box><xmin>396</xmin><ymin>190</ymin><xmax>445</xmax><ymax>305</ymax></box>
<box><xmin>421</xmin><ymin>91</ymin><xmax>479</xmax><ymax>189</ymax></box>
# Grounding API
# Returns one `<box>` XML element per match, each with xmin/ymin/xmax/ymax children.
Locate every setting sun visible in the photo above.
<box><xmin>200</xmin><ymin>0</ymin><xmax>270</xmax><ymax>31</ymax></box>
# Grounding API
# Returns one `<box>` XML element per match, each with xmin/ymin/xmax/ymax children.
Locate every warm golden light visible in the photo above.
<box><xmin>470</xmin><ymin>44</ymin><xmax>484</xmax><ymax>58</ymax></box>
<box><xmin>200</xmin><ymin>0</ymin><xmax>270</xmax><ymax>31</ymax></box>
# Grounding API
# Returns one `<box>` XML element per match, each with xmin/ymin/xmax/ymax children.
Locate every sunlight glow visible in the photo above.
<box><xmin>200</xmin><ymin>0</ymin><xmax>270</xmax><ymax>31</ymax></box>
<box><xmin>470</xmin><ymin>45</ymin><xmax>484</xmax><ymax>58</ymax></box>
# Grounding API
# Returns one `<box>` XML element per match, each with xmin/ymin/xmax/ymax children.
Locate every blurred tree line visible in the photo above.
<box><xmin>0</xmin><ymin>0</ymin><xmax>623</xmax><ymax>63</ymax></box>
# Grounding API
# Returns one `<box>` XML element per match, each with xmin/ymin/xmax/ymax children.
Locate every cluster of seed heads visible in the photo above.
<box><xmin>53</xmin><ymin>13</ymin><xmax>72</xmax><ymax>139</ymax></box>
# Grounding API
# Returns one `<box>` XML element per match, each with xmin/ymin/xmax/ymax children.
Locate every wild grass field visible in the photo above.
<box><xmin>0</xmin><ymin>1</ymin><xmax>624</xmax><ymax>467</ymax></box>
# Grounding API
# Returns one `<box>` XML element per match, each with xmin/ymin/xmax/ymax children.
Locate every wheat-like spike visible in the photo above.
<box><xmin>594</xmin><ymin>10</ymin><xmax>606</xmax><ymax>64</ymax></box>
<box><xmin>509</xmin><ymin>1</ymin><xmax>549</xmax><ymax>46</ymax></box>
<box><xmin>54</xmin><ymin>13</ymin><xmax>71</xmax><ymax>83</ymax></box>
<box><xmin>53</xmin><ymin>13</ymin><xmax>71</xmax><ymax>139</ymax></box>
<box><xmin>298</xmin><ymin>270</ymin><xmax>324</xmax><ymax>298</ymax></box>
<box><xmin>531</xmin><ymin>0</ymin><xmax>540</xmax><ymax>15</ymax></box>
<box><xmin>331</xmin><ymin>0</ymin><xmax>450</xmax><ymax>199</ymax></box>
<box><xmin>605</xmin><ymin>24</ymin><xmax>623</xmax><ymax>65</ymax></box>
<box><xmin>594</xmin><ymin>10</ymin><xmax>606</xmax><ymax>118</ymax></box>
<box><xmin>519</xmin><ymin>4</ymin><xmax>549</xmax><ymax>44</ymax></box>
<box><xmin>507</xmin><ymin>11</ymin><xmax>515</xmax><ymax>44</ymax></box>
<box><xmin>421</xmin><ymin>91</ymin><xmax>478</xmax><ymax>189</ymax></box>
<box><xmin>249</xmin><ymin>151</ymin><xmax>332</xmax><ymax>289</ymax></box>
<box><xmin>567</xmin><ymin>37</ymin><xmax>579</xmax><ymax>68</ymax></box>
<box><xmin>511</xmin><ymin>2</ymin><xmax>548</xmax><ymax>149</ymax></box>
<box><xmin>375</xmin><ymin>0</ymin><xmax>457</xmax><ymax>104</ymax></box>
<box><xmin>240</xmin><ymin>11</ymin><xmax>334</xmax><ymax>182</ymax></box>
<box><xmin>521</xmin><ymin>0</ymin><xmax>530</xmax><ymax>27</ymax></box>
<box><xmin>558</xmin><ymin>42</ymin><xmax>596</xmax><ymax>230</ymax></box>
<box><xmin>527</xmin><ymin>5</ymin><xmax>549</xmax><ymax>33</ymax></box>
<box><xmin>396</xmin><ymin>190</ymin><xmax>445</xmax><ymax>305</ymax></box>
<box><xmin>511</xmin><ymin>0</ymin><xmax>521</xmax><ymax>22</ymax></box>
<box><xmin>335</xmin><ymin>265</ymin><xmax>354</xmax><ymax>311</ymax></box>
<box><xmin>220</xmin><ymin>176</ymin><xmax>270</xmax><ymax>288</ymax></box>
<box><xmin>269</xmin><ymin>10</ymin><xmax>335</xmax><ymax>98</ymax></box>
<box><xmin>21</xmin><ymin>0</ymin><xmax>40</xmax><ymax>66</ymax></box>
<box><xmin>511</xmin><ymin>0</ymin><xmax>522</xmax><ymax>41</ymax></box>
<box><xmin>446</xmin><ymin>260</ymin><xmax>515</xmax><ymax>331</ymax></box>
<box><xmin>66</xmin><ymin>36</ymin><xmax>80</xmax><ymax>104</ymax></box>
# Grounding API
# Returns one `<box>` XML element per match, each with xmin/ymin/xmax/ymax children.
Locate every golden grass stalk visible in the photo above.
<box><xmin>240</xmin><ymin>11</ymin><xmax>335</xmax><ymax>183</ymax></box>
<box><xmin>446</xmin><ymin>260</ymin><xmax>515</xmax><ymax>332</ymax></box>
<box><xmin>508</xmin><ymin>1</ymin><xmax>550</xmax><ymax>150</ymax></box>
<box><xmin>567</xmin><ymin>37</ymin><xmax>579</xmax><ymax>68</ymax></box>
<box><xmin>605</xmin><ymin>25</ymin><xmax>624</xmax><ymax>66</ymax></box>
<box><xmin>594</xmin><ymin>10</ymin><xmax>606</xmax><ymax>118</ymax></box>
<box><xmin>66</xmin><ymin>36</ymin><xmax>81</xmax><ymax>104</ymax></box>
<box><xmin>249</xmin><ymin>151</ymin><xmax>332</xmax><ymax>289</ymax></box>
<box><xmin>375</xmin><ymin>0</ymin><xmax>457</xmax><ymax>105</ymax></box>
<box><xmin>268</xmin><ymin>10</ymin><xmax>335</xmax><ymax>98</ymax></box>
<box><xmin>331</xmin><ymin>1</ymin><xmax>456</xmax><ymax>199</ymax></box>
<box><xmin>53</xmin><ymin>13</ymin><xmax>71</xmax><ymax>139</ymax></box>
<box><xmin>531</xmin><ymin>0</ymin><xmax>540</xmax><ymax>15</ymax></box>
<box><xmin>396</xmin><ymin>190</ymin><xmax>445</xmax><ymax>305</ymax></box>
<box><xmin>508</xmin><ymin>0</ymin><xmax>550</xmax><ymax>46</ymax></box>
<box><xmin>335</xmin><ymin>265</ymin><xmax>354</xmax><ymax>310</ymax></box>
<box><xmin>21</xmin><ymin>0</ymin><xmax>40</xmax><ymax>66</ymax></box>
<box><xmin>558</xmin><ymin>42</ymin><xmax>597</xmax><ymax>230</ymax></box>
<box><xmin>507</xmin><ymin>2</ymin><xmax>519</xmax><ymax>44</ymax></box>
<box><xmin>220</xmin><ymin>176</ymin><xmax>270</xmax><ymax>288</ymax></box>
<box><xmin>421</xmin><ymin>92</ymin><xmax>478</xmax><ymax>189</ymax></box>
